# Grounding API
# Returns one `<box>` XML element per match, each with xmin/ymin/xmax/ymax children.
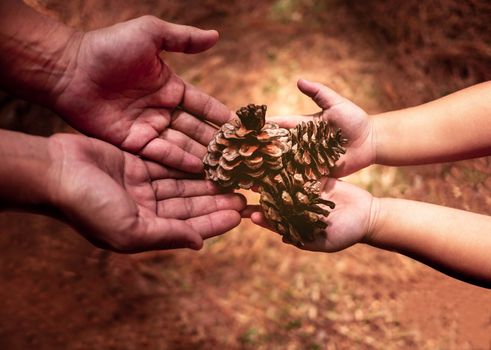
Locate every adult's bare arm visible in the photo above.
<box><xmin>0</xmin><ymin>129</ymin><xmax>245</xmax><ymax>252</ymax></box>
<box><xmin>0</xmin><ymin>0</ymin><xmax>232</xmax><ymax>173</ymax></box>
<box><xmin>0</xmin><ymin>0</ymin><xmax>78</xmax><ymax>106</ymax></box>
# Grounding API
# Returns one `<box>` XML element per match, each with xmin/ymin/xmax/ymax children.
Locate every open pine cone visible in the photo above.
<box><xmin>259</xmin><ymin>169</ymin><xmax>335</xmax><ymax>246</ymax></box>
<box><xmin>287</xmin><ymin>121</ymin><xmax>347</xmax><ymax>180</ymax></box>
<box><xmin>204</xmin><ymin>103</ymin><xmax>347</xmax><ymax>246</ymax></box>
<box><xmin>203</xmin><ymin>104</ymin><xmax>290</xmax><ymax>189</ymax></box>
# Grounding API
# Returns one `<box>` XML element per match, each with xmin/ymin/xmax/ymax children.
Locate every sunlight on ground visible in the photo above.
<box><xmin>2</xmin><ymin>1</ymin><xmax>491</xmax><ymax>349</ymax></box>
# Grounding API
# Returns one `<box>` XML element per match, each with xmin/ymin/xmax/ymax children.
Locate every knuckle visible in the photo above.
<box><xmin>140</xmin><ymin>15</ymin><xmax>159</xmax><ymax>24</ymax></box>
<box><xmin>156</xmin><ymin>201</ymin><xmax>166</xmax><ymax>217</ymax></box>
<box><xmin>211</xmin><ymin>197</ymin><xmax>219</xmax><ymax>211</ymax></box>
<box><xmin>159</xmin><ymin>143</ymin><xmax>172</xmax><ymax>162</ymax></box>
<box><xmin>202</xmin><ymin>95</ymin><xmax>213</xmax><ymax>117</ymax></box>
<box><xmin>175</xmin><ymin>180</ymin><xmax>185</xmax><ymax>197</ymax></box>
<box><xmin>184</xmin><ymin>198</ymin><xmax>195</xmax><ymax>217</ymax></box>
<box><xmin>170</xmin><ymin>110</ymin><xmax>184</xmax><ymax>127</ymax></box>
<box><xmin>152</xmin><ymin>180</ymin><xmax>161</xmax><ymax>196</ymax></box>
<box><xmin>205</xmin><ymin>214</ymin><xmax>217</xmax><ymax>234</ymax></box>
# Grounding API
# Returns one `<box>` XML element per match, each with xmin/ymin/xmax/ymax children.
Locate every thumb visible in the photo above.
<box><xmin>297</xmin><ymin>79</ymin><xmax>344</xmax><ymax>110</ymax></box>
<box><xmin>267</xmin><ymin>114</ymin><xmax>314</xmax><ymax>129</ymax></box>
<box><xmin>250</xmin><ymin>211</ymin><xmax>276</xmax><ymax>232</ymax></box>
<box><xmin>147</xmin><ymin>17</ymin><xmax>219</xmax><ymax>53</ymax></box>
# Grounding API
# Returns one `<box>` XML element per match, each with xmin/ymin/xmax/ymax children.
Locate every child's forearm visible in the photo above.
<box><xmin>373</xmin><ymin>81</ymin><xmax>491</xmax><ymax>166</ymax></box>
<box><xmin>367</xmin><ymin>198</ymin><xmax>491</xmax><ymax>288</ymax></box>
<box><xmin>0</xmin><ymin>0</ymin><xmax>81</xmax><ymax>107</ymax></box>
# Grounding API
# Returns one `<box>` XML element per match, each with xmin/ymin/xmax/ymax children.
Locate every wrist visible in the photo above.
<box><xmin>45</xmin><ymin>133</ymin><xmax>81</xmax><ymax>212</ymax></box>
<box><xmin>367</xmin><ymin>115</ymin><xmax>378</xmax><ymax>167</ymax></box>
<box><xmin>369</xmin><ymin>114</ymin><xmax>383</xmax><ymax>166</ymax></box>
<box><xmin>45</xmin><ymin>133</ymin><xmax>99</xmax><ymax>219</ymax></box>
<box><xmin>0</xmin><ymin>130</ymin><xmax>58</xmax><ymax>212</ymax></box>
<box><xmin>362</xmin><ymin>196</ymin><xmax>385</xmax><ymax>246</ymax></box>
<box><xmin>45</xmin><ymin>29</ymin><xmax>85</xmax><ymax>109</ymax></box>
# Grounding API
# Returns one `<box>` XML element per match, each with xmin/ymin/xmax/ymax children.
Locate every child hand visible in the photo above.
<box><xmin>268</xmin><ymin>79</ymin><xmax>375</xmax><ymax>177</ymax></box>
<box><xmin>250</xmin><ymin>178</ymin><xmax>377</xmax><ymax>252</ymax></box>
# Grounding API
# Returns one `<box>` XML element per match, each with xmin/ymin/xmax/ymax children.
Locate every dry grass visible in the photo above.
<box><xmin>1</xmin><ymin>0</ymin><xmax>491</xmax><ymax>349</ymax></box>
<box><xmin>345</xmin><ymin>0</ymin><xmax>491</xmax><ymax>105</ymax></box>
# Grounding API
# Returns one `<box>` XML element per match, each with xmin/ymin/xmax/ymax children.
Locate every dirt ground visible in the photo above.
<box><xmin>1</xmin><ymin>1</ymin><xmax>491</xmax><ymax>349</ymax></box>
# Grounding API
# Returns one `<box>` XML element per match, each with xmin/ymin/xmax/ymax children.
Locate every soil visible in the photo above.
<box><xmin>1</xmin><ymin>1</ymin><xmax>491</xmax><ymax>349</ymax></box>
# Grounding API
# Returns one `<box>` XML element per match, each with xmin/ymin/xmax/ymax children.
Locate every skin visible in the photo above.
<box><xmin>0</xmin><ymin>0</ymin><xmax>233</xmax><ymax>173</ymax></box>
<box><xmin>0</xmin><ymin>129</ymin><xmax>245</xmax><ymax>252</ymax></box>
<box><xmin>263</xmin><ymin>79</ymin><xmax>375</xmax><ymax>178</ymax></box>
<box><xmin>0</xmin><ymin>0</ymin><xmax>244</xmax><ymax>251</ymax></box>
<box><xmin>251</xmin><ymin>79</ymin><xmax>491</xmax><ymax>288</ymax></box>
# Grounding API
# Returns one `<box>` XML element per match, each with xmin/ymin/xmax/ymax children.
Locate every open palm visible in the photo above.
<box><xmin>49</xmin><ymin>134</ymin><xmax>244</xmax><ymax>252</ymax></box>
<box><xmin>250</xmin><ymin>179</ymin><xmax>374</xmax><ymax>252</ymax></box>
<box><xmin>268</xmin><ymin>79</ymin><xmax>375</xmax><ymax>177</ymax></box>
<box><xmin>54</xmin><ymin>15</ymin><xmax>231</xmax><ymax>173</ymax></box>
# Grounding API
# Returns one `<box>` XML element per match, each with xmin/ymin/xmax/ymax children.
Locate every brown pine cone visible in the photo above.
<box><xmin>287</xmin><ymin>120</ymin><xmax>347</xmax><ymax>180</ymax></box>
<box><xmin>259</xmin><ymin>169</ymin><xmax>335</xmax><ymax>247</ymax></box>
<box><xmin>203</xmin><ymin>104</ymin><xmax>290</xmax><ymax>189</ymax></box>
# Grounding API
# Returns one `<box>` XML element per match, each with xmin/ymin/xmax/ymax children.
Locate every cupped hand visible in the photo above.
<box><xmin>48</xmin><ymin>133</ymin><xmax>245</xmax><ymax>253</ymax></box>
<box><xmin>53</xmin><ymin>15</ymin><xmax>231</xmax><ymax>173</ymax></box>
<box><xmin>249</xmin><ymin>179</ymin><xmax>375</xmax><ymax>252</ymax></box>
<box><xmin>268</xmin><ymin>79</ymin><xmax>375</xmax><ymax>177</ymax></box>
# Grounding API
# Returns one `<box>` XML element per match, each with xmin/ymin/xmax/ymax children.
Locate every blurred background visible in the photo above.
<box><xmin>1</xmin><ymin>0</ymin><xmax>491</xmax><ymax>349</ymax></box>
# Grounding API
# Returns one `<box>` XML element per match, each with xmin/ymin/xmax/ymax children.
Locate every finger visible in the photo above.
<box><xmin>250</xmin><ymin>211</ymin><xmax>276</xmax><ymax>231</ymax></box>
<box><xmin>171</xmin><ymin>110</ymin><xmax>218</xmax><ymax>146</ymax></box>
<box><xmin>241</xmin><ymin>204</ymin><xmax>262</xmax><ymax>218</ymax></box>
<box><xmin>145</xmin><ymin>161</ymin><xmax>202</xmax><ymax>180</ymax></box>
<box><xmin>120</xmin><ymin>108</ymin><xmax>171</xmax><ymax>153</ymax></box>
<box><xmin>267</xmin><ymin>115</ymin><xmax>315</xmax><ymax>129</ymax></box>
<box><xmin>181</xmin><ymin>82</ymin><xmax>234</xmax><ymax>126</ymax></box>
<box><xmin>141</xmin><ymin>217</ymin><xmax>204</xmax><ymax>251</ymax></box>
<box><xmin>297</xmin><ymin>78</ymin><xmax>344</xmax><ymax>110</ymax></box>
<box><xmin>319</xmin><ymin>177</ymin><xmax>339</xmax><ymax>196</ymax></box>
<box><xmin>186</xmin><ymin>210</ymin><xmax>241</xmax><ymax>240</ymax></box>
<box><xmin>148</xmin><ymin>17</ymin><xmax>219</xmax><ymax>54</ymax></box>
<box><xmin>139</xmin><ymin>138</ymin><xmax>203</xmax><ymax>173</ymax></box>
<box><xmin>157</xmin><ymin>193</ymin><xmax>246</xmax><ymax>219</ymax></box>
<box><xmin>160</xmin><ymin>128</ymin><xmax>207</xmax><ymax>159</ymax></box>
<box><xmin>153</xmin><ymin>179</ymin><xmax>221</xmax><ymax>200</ymax></box>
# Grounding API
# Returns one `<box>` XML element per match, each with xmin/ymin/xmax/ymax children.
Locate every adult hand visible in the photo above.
<box><xmin>249</xmin><ymin>179</ymin><xmax>376</xmax><ymax>252</ymax></box>
<box><xmin>48</xmin><ymin>133</ymin><xmax>245</xmax><ymax>252</ymax></box>
<box><xmin>53</xmin><ymin>15</ymin><xmax>231</xmax><ymax>173</ymax></box>
<box><xmin>268</xmin><ymin>79</ymin><xmax>375</xmax><ymax>177</ymax></box>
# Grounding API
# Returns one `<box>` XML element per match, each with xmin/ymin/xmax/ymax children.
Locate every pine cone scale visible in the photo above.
<box><xmin>204</xmin><ymin>104</ymin><xmax>347</xmax><ymax>246</ymax></box>
<box><xmin>203</xmin><ymin>104</ymin><xmax>290</xmax><ymax>190</ymax></box>
<box><xmin>238</xmin><ymin>144</ymin><xmax>259</xmax><ymax>157</ymax></box>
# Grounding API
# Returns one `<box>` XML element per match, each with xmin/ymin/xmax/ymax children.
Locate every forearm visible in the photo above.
<box><xmin>0</xmin><ymin>129</ymin><xmax>56</xmax><ymax>212</ymax></box>
<box><xmin>374</xmin><ymin>81</ymin><xmax>491</xmax><ymax>166</ymax></box>
<box><xmin>0</xmin><ymin>0</ymin><xmax>81</xmax><ymax>106</ymax></box>
<box><xmin>367</xmin><ymin>198</ymin><xmax>491</xmax><ymax>288</ymax></box>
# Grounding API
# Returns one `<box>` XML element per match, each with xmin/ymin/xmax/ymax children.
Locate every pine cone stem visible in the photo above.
<box><xmin>204</xmin><ymin>104</ymin><xmax>347</xmax><ymax>246</ymax></box>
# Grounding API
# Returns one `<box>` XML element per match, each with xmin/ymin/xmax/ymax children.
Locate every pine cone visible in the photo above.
<box><xmin>287</xmin><ymin>120</ymin><xmax>347</xmax><ymax>180</ymax></box>
<box><xmin>259</xmin><ymin>169</ymin><xmax>335</xmax><ymax>246</ymax></box>
<box><xmin>203</xmin><ymin>104</ymin><xmax>290</xmax><ymax>189</ymax></box>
